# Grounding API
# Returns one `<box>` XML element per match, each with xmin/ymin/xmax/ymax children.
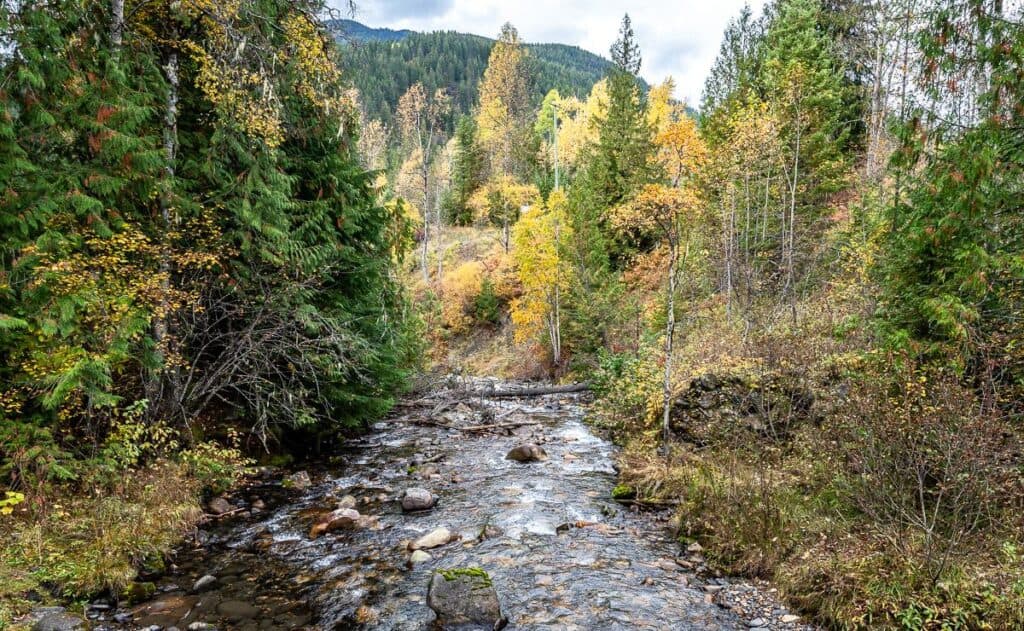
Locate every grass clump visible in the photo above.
<box><xmin>1</xmin><ymin>418</ymin><xmax>252</xmax><ymax>626</ymax></box>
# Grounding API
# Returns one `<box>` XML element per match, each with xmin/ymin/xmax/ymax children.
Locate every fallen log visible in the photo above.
<box><xmin>461</xmin><ymin>382</ymin><xmax>591</xmax><ymax>398</ymax></box>
<box><xmin>460</xmin><ymin>420</ymin><xmax>542</xmax><ymax>432</ymax></box>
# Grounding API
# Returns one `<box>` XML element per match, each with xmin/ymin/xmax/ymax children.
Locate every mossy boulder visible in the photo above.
<box><xmin>120</xmin><ymin>580</ymin><xmax>156</xmax><ymax>605</ymax></box>
<box><xmin>611</xmin><ymin>484</ymin><xmax>636</xmax><ymax>500</ymax></box>
<box><xmin>427</xmin><ymin>567</ymin><xmax>505</xmax><ymax>630</ymax></box>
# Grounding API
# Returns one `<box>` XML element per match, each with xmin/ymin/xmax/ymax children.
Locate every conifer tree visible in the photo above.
<box><xmin>586</xmin><ymin>14</ymin><xmax>656</xmax><ymax>217</ymax></box>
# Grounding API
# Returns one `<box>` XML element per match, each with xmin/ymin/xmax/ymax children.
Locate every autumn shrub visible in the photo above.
<box><xmin>835</xmin><ymin>362</ymin><xmax>1016</xmax><ymax>582</ymax></box>
<box><xmin>440</xmin><ymin>261</ymin><xmax>485</xmax><ymax>333</ymax></box>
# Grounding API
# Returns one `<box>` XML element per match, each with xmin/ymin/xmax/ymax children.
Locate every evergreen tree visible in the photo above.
<box><xmin>880</xmin><ymin>0</ymin><xmax>1024</xmax><ymax>386</ymax></box>
<box><xmin>446</xmin><ymin>115</ymin><xmax>486</xmax><ymax>224</ymax></box>
<box><xmin>0</xmin><ymin>0</ymin><xmax>417</xmax><ymax>450</ymax></box>
<box><xmin>582</xmin><ymin>14</ymin><xmax>656</xmax><ymax>251</ymax></box>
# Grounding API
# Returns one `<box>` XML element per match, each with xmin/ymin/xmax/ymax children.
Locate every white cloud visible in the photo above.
<box><xmin>341</xmin><ymin>0</ymin><xmax>768</xmax><ymax>107</ymax></box>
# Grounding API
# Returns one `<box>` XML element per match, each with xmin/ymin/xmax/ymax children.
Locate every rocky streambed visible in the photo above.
<box><xmin>58</xmin><ymin>379</ymin><xmax>814</xmax><ymax>630</ymax></box>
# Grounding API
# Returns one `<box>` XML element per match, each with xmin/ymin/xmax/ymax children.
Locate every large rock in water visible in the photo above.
<box><xmin>309</xmin><ymin>507</ymin><xmax>362</xmax><ymax>538</ymax></box>
<box><xmin>401</xmin><ymin>488</ymin><xmax>435</xmax><ymax>512</ymax></box>
<box><xmin>505</xmin><ymin>444</ymin><xmax>547</xmax><ymax>462</ymax></box>
<box><xmin>427</xmin><ymin>568</ymin><xmax>506</xmax><ymax>630</ymax></box>
<box><xmin>30</xmin><ymin>608</ymin><xmax>87</xmax><ymax>631</ymax></box>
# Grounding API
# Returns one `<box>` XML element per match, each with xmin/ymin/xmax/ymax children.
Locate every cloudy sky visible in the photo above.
<box><xmin>339</xmin><ymin>0</ymin><xmax>768</xmax><ymax>107</ymax></box>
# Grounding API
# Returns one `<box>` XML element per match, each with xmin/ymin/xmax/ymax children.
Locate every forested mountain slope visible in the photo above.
<box><xmin>329</xmin><ymin>19</ymin><xmax>634</xmax><ymax>130</ymax></box>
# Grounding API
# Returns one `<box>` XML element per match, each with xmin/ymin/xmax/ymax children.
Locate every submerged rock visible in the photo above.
<box><xmin>427</xmin><ymin>567</ymin><xmax>506</xmax><ymax>630</ymax></box>
<box><xmin>505</xmin><ymin>444</ymin><xmax>547</xmax><ymax>462</ymax></box>
<box><xmin>401</xmin><ymin>488</ymin><xmax>435</xmax><ymax>512</ymax></box>
<box><xmin>410</xmin><ymin>527</ymin><xmax>455</xmax><ymax>550</ymax></box>
<box><xmin>216</xmin><ymin>600</ymin><xmax>258</xmax><ymax>621</ymax></box>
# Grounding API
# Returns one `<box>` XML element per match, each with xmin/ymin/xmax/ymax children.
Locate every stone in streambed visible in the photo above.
<box><xmin>283</xmin><ymin>470</ymin><xmax>312</xmax><ymax>490</ymax></box>
<box><xmin>30</xmin><ymin>609</ymin><xmax>87</xmax><ymax>631</ymax></box>
<box><xmin>409</xmin><ymin>550</ymin><xmax>433</xmax><ymax>565</ymax></box>
<box><xmin>401</xmin><ymin>488</ymin><xmax>435</xmax><ymax>512</ymax></box>
<box><xmin>206</xmin><ymin>497</ymin><xmax>233</xmax><ymax>515</ymax></box>
<box><xmin>427</xmin><ymin>568</ymin><xmax>506</xmax><ymax>631</ymax></box>
<box><xmin>192</xmin><ymin>574</ymin><xmax>217</xmax><ymax>592</ymax></box>
<box><xmin>505</xmin><ymin>444</ymin><xmax>547</xmax><ymax>462</ymax></box>
<box><xmin>309</xmin><ymin>507</ymin><xmax>361</xmax><ymax>539</ymax></box>
<box><xmin>409</xmin><ymin>527</ymin><xmax>455</xmax><ymax>550</ymax></box>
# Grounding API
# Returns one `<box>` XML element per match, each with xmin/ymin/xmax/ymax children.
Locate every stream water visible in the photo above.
<box><xmin>94</xmin><ymin>381</ymin><xmax>812</xmax><ymax>630</ymax></box>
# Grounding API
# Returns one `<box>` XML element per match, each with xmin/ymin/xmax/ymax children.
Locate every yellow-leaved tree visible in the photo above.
<box><xmin>476</xmin><ymin>23</ymin><xmax>531</xmax><ymax>178</ymax></box>
<box><xmin>511</xmin><ymin>191</ymin><xmax>574</xmax><ymax>368</ymax></box>
<box><xmin>466</xmin><ymin>177</ymin><xmax>541</xmax><ymax>252</ymax></box>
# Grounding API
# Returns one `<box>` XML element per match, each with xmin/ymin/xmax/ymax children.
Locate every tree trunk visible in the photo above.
<box><xmin>662</xmin><ymin>243</ymin><xmax>677</xmax><ymax>453</ymax></box>
<box><xmin>111</xmin><ymin>0</ymin><xmax>124</xmax><ymax>49</ymax></box>
<box><xmin>148</xmin><ymin>41</ymin><xmax>179</xmax><ymax>414</ymax></box>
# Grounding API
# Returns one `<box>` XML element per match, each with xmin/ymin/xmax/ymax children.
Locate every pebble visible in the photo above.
<box><xmin>781</xmin><ymin>614</ymin><xmax>801</xmax><ymax>623</ymax></box>
<box><xmin>749</xmin><ymin>618</ymin><xmax>767</xmax><ymax>627</ymax></box>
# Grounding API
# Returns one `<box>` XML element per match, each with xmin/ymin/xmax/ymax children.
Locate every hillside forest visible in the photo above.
<box><xmin>2</xmin><ymin>0</ymin><xmax>1024</xmax><ymax>629</ymax></box>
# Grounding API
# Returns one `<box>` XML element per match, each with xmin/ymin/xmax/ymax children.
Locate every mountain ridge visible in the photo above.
<box><xmin>327</xmin><ymin>19</ymin><xmax>631</xmax><ymax>132</ymax></box>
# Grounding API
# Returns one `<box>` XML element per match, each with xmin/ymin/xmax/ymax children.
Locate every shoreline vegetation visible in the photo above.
<box><xmin>3</xmin><ymin>0</ymin><xmax>1023</xmax><ymax>629</ymax></box>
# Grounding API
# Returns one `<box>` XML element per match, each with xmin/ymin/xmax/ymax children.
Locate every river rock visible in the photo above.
<box><xmin>505</xmin><ymin>444</ymin><xmax>547</xmax><ymax>462</ymax></box>
<box><xmin>207</xmin><ymin>497</ymin><xmax>233</xmax><ymax>515</ymax></box>
<box><xmin>781</xmin><ymin>614</ymin><xmax>800</xmax><ymax>623</ymax></box>
<box><xmin>309</xmin><ymin>508</ymin><xmax>362</xmax><ymax>538</ymax></box>
<box><xmin>409</xmin><ymin>550</ymin><xmax>432</xmax><ymax>565</ymax></box>
<box><xmin>283</xmin><ymin>470</ymin><xmax>312</xmax><ymax>489</ymax></box>
<box><xmin>192</xmin><ymin>574</ymin><xmax>217</xmax><ymax>592</ymax></box>
<box><xmin>31</xmin><ymin>611</ymin><xmax>87</xmax><ymax>631</ymax></box>
<box><xmin>427</xmin><ymin>568</ymin><xmax>506</xmax><ymax>630</ymax></box>
<box><xmin>338</xmin><ymin>494</ymin><xmax>358</xmax><ymax>509</ymax></box>
<box><xmin>401</xmin><ymin>488</ymin><xmax>435</xmax><ymax>511</ymax></box>
<box><xmin>410</xmin><ymin>527</ymin><xmax>454</xmax><ymax>550</ymax></box>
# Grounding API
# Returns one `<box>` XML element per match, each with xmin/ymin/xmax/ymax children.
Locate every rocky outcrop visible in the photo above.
<box><xmin>670</xmin><ymin>371</ymin><xmax>822</xmax><ymax>445</ymax></box>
